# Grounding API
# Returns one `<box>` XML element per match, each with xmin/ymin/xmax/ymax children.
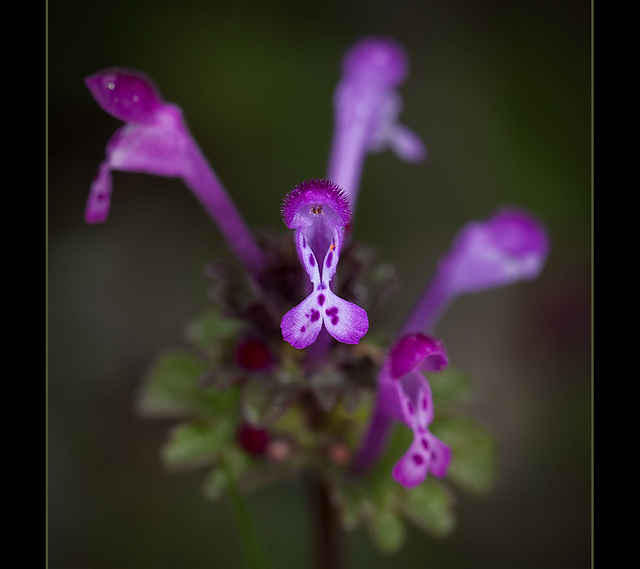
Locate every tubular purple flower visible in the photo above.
<box><xmin>353</xmin><ymin>333</ymin><xmax>451</xmax><ymax>487</ymax></box>
<box><xmin>327</xmin><ymin>37</ymin><xmax>426</xmax><ymax>211</ymax></box>
<box><xmin>84</xmin><ymin>68</ymin><xmax>266</xmax><ymax>279</ymax></box>
<box><xmin>353</xmin><ymin>208</ymin><xmax>549</xmax><ymax>485</ymax></box>
<box><xmin>280</xmin><ymin>179</ymin><xmax>369</xmax><ymax>349</ymax></box>
<box><xmin>401</xmin><ymin>208</ymin><xmax>550</xmax><ymax>334</ymax></box>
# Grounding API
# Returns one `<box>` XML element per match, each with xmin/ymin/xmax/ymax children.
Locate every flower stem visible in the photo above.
<box><xmin>308</xmin><ymin>473</ymin><xmax>343</xmax><ymax>569</ymax></box>
<box><xmin>301</xmin><ymin>391</ymin><xmax>344</xmax><ymax>569</ymax></box>
<box><xmin>222</xmin><ymin>460</ymin><xmax>272</xmax><ymax>569</ymax></box>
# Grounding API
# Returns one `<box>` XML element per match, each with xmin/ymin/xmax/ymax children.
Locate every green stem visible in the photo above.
<box><xmin>222</xmin><ymin>461</ymin><xmax>272</xmax><ymax>569</ymax></box>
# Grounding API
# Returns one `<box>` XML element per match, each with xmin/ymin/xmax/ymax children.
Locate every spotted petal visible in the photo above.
<box><xmin>392</xmin><ymin>431</ymin><xmax>451</xmax><ymax>488</ymax></box>
<box><xmin>280</xmin><ymin>293</ymin><xmax>324</xmax><ymax>350</ymax></box>
<box><xmin>320</xmin><ymin>289</ymin><xmax>369</xmax><ymax>345</ymax></box>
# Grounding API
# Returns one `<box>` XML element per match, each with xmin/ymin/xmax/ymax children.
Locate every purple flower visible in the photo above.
<box><xmin>328</xmin><ymin>37</ymin><xmax>426</xmax><ymax>210</ymax></box>
<box><xmin>84</xmin><ymin>68</ymin><xmax>266</xmax><ymax>280</ymax></box>
<box><xmin>383</xmin><ymin>334</ymin><xmax>451</xmax><ymax>487</ymax></box>
<box><xmin>354</xmin><ymin>209</ymin><xmax>549</xmax><ymax>487</ymax></box>
<box><xmin>280</xmin><ymin>179</ymin><xmax>369</xmax><ymax>349</ymax></box>
<box><xmin>353</xmin><ymin>334</ymin><xmax>451</xmax><ymax>487</ymax></box>
<box><xmin>401</xmin><ymin>208</ymin><xmax>550</xmax><ymax>334</ymax></box>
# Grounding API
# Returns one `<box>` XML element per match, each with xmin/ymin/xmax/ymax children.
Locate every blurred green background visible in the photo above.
<box><xmin>48</xmin><ymin>1</ymin><xmax>591</xmax><ymax>568</ymax></box>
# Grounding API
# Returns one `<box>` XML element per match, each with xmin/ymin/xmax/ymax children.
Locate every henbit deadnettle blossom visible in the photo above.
<box><xmin>380</xmin><ymin>333</ymin><xmax>451</xmax><ymax>488</ymax></box>
<box><xmin>280</xmin><ymin>179</ymin><xmax>369</xmax><ymax>349</ymax></box>
<box><xmin>400</xmin><ymin>207</ymin><xmax>550</xmax><ymax>335</ymax></box>
<box><xmin>84</xmin><ymin>68</ymin><xmax>266</xmax><ymax>280</ymax></box>
<box><xmin>353</xmin><ymin>208</ymin><xmax>550</xmax><ymax>483</ymax></box>
<box><xmin>351</xmin><ymin>333</ymin><xmax>452</xmax><ymax>486</ymax></box>
<box><xmin>328</xmin><ymin>37</ymin><xmax>426</xmax><ymax>210</ymax></box>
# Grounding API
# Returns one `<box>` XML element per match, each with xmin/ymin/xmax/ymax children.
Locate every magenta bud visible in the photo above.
<box><xmin>85</xmin><ymin>68</ymin><xmax>163</xmax><ymax>124</ymax></box>
<box><xmin>236</xmin><ymin>423</ymin><xmax>270</xmax><ymax>455</ymax></box>
<box><xmin>235</xmin><ymin>338</ymin><xmax>273</xmax><ymax>371</ymax></box>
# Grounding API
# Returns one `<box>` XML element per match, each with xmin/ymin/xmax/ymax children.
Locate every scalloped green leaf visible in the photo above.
<box><xmin>428</xmin><ymin>367</ymin><xmax>472</xmax><ymax>409</ymax></box>
<box><xmin>365</xmin><ymin>508</ymin><xmax>406</xmax><ymax>553</ymax></box>
<box><xmin>399</xmin><ymin>478</ymin><xmax>455</xmax><ymax>537</ymax></box>
<box><xmin>334</xmin><ymin>425</ymin><xmax>410</xmax><ymax>527</ymax></box>
<box><xmin>202</xmin><ymin>467</ymin><xmax>228</xmax><ymax>500</ymax></box>
<box><xmin>186</xmin><ymin>309</ymin><xmax>243</xmax><ymax>360</ymax></box>
<box><xmin>432</xmin><ymin>415</ymin><xmax>497</xmax><ymax>494</ymax></box>
<box><xmin>162</xmin><ymin>420</ymin><xmax>234</xmax><ymax>471</ymax></box>
<box><xmin>138</xmin><ymin>350</ymin><xmax>239</xmax><ymax>418</ymax></box>
<box><xmin>202</xmin><ymin>449</ymin><xmax>250</xmax><ymax>501</ymax></box>
<box><xmin>337</xmin><ymin>493</ymin><xmax>360</xmax><ymax>531</ymax></box>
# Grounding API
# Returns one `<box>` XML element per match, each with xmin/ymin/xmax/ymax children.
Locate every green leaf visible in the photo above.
<box><xmin>399</xmin><ymin>478</ymin><xmax>455</xmax><ymax>537</ymax></box>
<box><xmin>202</xmin><ymin>467</ymin><xmax>228</xmax><ymax>500</ymax></box>
<box><xmin>242</xmin><ymin>377</ymin><xmax>297</xmax><ymax>427</ymax></box>
<box><xmin>202</xmin><ymin>447</ymin><xmax>250</xmax><ymax>500</ymax></box>
<box><xmin>137</xmin><ymin>350</ymin><xmax>239</xmax><ymax>418</ymax></box>
<box><xmin>365</xmin><ymin>508</ymin><xmax>406</xmax><ymax>553</ymax></box>
<box><xmin>337</xmin><ymin>495</ymin><xmax>360</xmax><ymax>531</ymax></box>
<box><xmin>428</xmin><ymin>367</ymin><xmax>472</xmax><ymax>409</ymax></box>
<box><xmin>186</xmin><ymin>309</ymin><xmax>243</xmax><ymax>359</ymax></box>
<box><xmin>432</xmin><ymin>415</ymin><xmax>497</xmax><ymax>494</ymax></box>
<box><xmin>162</xmin><ymin>420</ymin><xmax>234</xmax><ymax>471</ymax></box>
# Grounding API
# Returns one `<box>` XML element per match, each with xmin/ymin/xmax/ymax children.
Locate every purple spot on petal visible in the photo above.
<box><xmin>326</xmin><ymin>251</ymin><xmax>333</xmax><ymax>268</ymax></box>
<box><xmin>300</xmin><ymin>326</ymin><xmax>306</xmax><ymax>333</ymax></box>
<box><xmin>421</xmin><ymin>438</ymin><xmax>429</xmax><ymax>451</ymax></box>
<box><xmin>310</xmin><ymin>309</ymin><xmax>320</xmax><ymax>322</ymax></box>
<box><xmin>412</xmin><ymin>454</ymin><xmax>424</xmax><ymax>466</ymax></box>
<box><xmin>318</xmin><ymin>294</ymin><xmax>325</xmax><ymax>306</ymax></box>
<box><xmin>325</xmin><ymin>306</ymin><xmax>339</xmax><ymax>325</ymax></box>
<box><xmin>309</xmin><ymin>254</ymin><xmax>315</xmax><ymax>267</ymax></box>
<box><xmin>422</xmin><ymin>397</ymin><xmax>428</xmax><ymax>411</ymax></box>
<box><xmin>302</xmin><ymin>238</ymin><xmax>306</xmax><ymax>248</ymax></box>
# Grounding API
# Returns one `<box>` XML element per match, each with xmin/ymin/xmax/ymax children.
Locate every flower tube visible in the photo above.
<box><xmin>327</xmin><ymin>37</ymin><xmax>426</xmax><ymax>211</ymax></box>
<box><xmin>84</xmin><ymin>68</ymin><xmax>266</xmax><ymax>279</ymax></box>
<box><xmin>401</xmin><ymin>208</ymin><xmax>550</xmax><ymax>334</ymax></box>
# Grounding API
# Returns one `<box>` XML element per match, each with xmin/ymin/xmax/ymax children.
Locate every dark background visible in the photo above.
<box><xmin>48</xmin><ymin>1</ymin><xmax>591</xmax><ymax>568</ymax></box>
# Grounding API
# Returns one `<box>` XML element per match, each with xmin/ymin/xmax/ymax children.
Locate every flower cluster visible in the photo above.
<box><xmin>83</xmin><ymin>36</ymin><xmax>549</xmax><ymax>549</ymax></box>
